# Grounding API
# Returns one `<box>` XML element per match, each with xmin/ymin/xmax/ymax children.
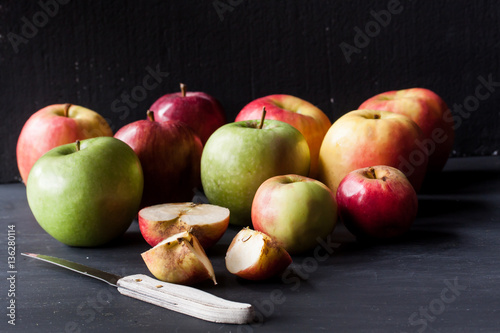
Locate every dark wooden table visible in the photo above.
<box><xmin>1</xmin><ymin>156</ymin><xmax>499</xmax><ymax>333</ymax></box>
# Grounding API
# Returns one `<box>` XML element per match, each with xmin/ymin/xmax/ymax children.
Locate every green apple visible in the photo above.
<box><xmin>251</xmin><ymin>174</ymin><xmax>337</xmax><ymax>254</ymax></box>
<box><xmin>26</xmin><ymin>137</ymin><xmax>144</xmax><ymax>247</ymax></box>
<box><xmin>200</xmin><ymin>112</ymin><xmax>310</xmax><ymax>226</ymax></box>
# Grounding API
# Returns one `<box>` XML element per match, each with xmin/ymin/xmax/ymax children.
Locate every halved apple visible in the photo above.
<box><xmin>138</xmin><ymin>202</ymin><xmax>230</xmax><ymax>249</ymax></box>
<box><xmin>141</xmin><ymin>230</ymin><xmax>217</xmax><ymax>285</ymax></box>
<box><xmin>225</xmin><ymin>228</ymin><xmax>292</xmax><ymax>280</ymax></box>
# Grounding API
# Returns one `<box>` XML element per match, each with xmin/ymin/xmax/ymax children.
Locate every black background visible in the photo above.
<box><xmin>1</xmin><ymin>0</ymin><xmax>499</xmax><ymax>183</ymax></box>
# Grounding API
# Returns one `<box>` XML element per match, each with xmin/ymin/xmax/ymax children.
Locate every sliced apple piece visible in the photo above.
<box><xmin>225</xmin><ymin>228</ymin><xmax>292</xmax><ymax>280</ymax></box>
<box><xmin>138</xmin><ymin>202</ymin><xmax>230</xmax><ymax>249</ymax></box>
<box><xmin>141</xmin><ymin>230</ymin><xmax>217</xmax><ymax>285</ymax></box>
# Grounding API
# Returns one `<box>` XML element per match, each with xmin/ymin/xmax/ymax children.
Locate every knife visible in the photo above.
<box><xmin>21</xmin><ymin>253</ymin><xmax>255</xmax><ymax>324</ymax></box>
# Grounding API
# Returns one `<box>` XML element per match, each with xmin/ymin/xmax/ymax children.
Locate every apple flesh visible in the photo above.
<box><xmin>26</xmin><ymin>137</ymin><xmax>143</xmax><ymax>247</ymax></box>
<box><xmin>201</xmin><ymin>112</ymin><xmax>310</xmax><ymax>226</ymax></box>
<box><xmin>236</xmin><ymin>94</ymin><xmax>331</xmax><ymax>178</ymax></box>
<box><xmin>141</xmin><ymin>230</ymin><xmax>217</xmax><ymax>285</ymax></box>
<box><xmin>318</xmin><ymin>109</ymin><xmax>428</xmax><ymax>194</ymax></box>
<box><xmin>225</xmin><ymin>228</ymin><xmax>292</xmax><ymax>280</ymax></box>
<box><xmin>17</xmin><ymin>103</ymin><xmax>113</xmax><ymax>184</ymax></box>
<box><xmin>114</xmin><ymin>111</ymin><xmax>203</xmax><ymax>208</ymax></box>
<box><xmin>359</xmin><ymin>88</ymin><xmax>454</xmax><ymax>173</ymax></box>
<box><xmin>138</xmin><ymin>202</ymin><xmax>230</xmax><ymax>249</ymax></box>
<box><xmin>252</xmin><ymin>174</ymin><xmax>337</xmax><ymax>254</ymax></box>
<box><xmin>149</xmin><ymin>83</ymin><xmax>226</xmax><ymax>145</ymax></box>
<box><xmin>336</xmin><ymin>165</ymin><xmax>418</xmax><ymax>239</ymax></box>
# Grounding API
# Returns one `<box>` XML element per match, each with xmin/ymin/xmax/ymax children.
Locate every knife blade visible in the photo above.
<box><xmin>22</xmin><ymin>253</ymin><xmax>255</xmax><ymax>324</ymax></box>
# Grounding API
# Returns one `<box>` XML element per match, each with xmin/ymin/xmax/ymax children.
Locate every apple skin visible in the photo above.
<box><xmin>141</xmin><ymin>230</ymin><xmax>217</xmax><ymax>285</ymax></box>
<box><xmin>225</xmin><ymin>228</ymin><xmax>292</xmax><ymax>281</ymax></box>
<box><xmin>149</xmin><ymin>84</ymin><xmax>226</xmax><ymax>145</ymax></box>
<box><xmin>359</xmin><ymin>88</ymin><xmax>454</xmax><ymax>173</ymax></box>
<box><xmin>236</xmin><ymin>94</ymin><xmax>331</xmax><ymax>178</ymax></box>
<box><xmin>201</xmin><ymin>119</ymin><xmax>310</xmax><ymax>226</ymax></box>
<box><xmin>26</xmin><ymin>137</ymin><xmax>143</xmax><ymax>247</ymax></box>
<box><xmin>318</xmin><ymin>109</ymin><xmax>428</xmax><ymax>194</ymax></box>
<box><xmin>114</xmin><ymin>112</ymin><xmax>203</xmax><ymax>208</ymax></box>
<box><xmin>16</xmin><ymin>103</ymin><xmax>113</xmax><ymax>184</ymax></box>
<box><xmin>336</xmin><ymin>165</ymin><xmax>418</xmax><ymax>239</ymax></box>
<box><xmin>251</xmin><ymin>174</ymin><xmax>337</xmax><ymax>254</ymax></box>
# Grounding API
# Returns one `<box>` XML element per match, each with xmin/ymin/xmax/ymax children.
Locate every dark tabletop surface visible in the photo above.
<box><xmin>1</xmin><ymin>156</ymin><xmax>499</xmax><ymax>333</ymax></box>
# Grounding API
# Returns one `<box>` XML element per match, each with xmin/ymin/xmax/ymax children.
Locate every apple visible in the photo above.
<box><xmin>114</xmin><ymin>111</ymin><xmax>203</xmax><ymax>208</ymax></box>
<box><xmin>318</xmin><ymin>109</ymin><xmax>428</xmax><ymax>194</ymax></box>
<box><xmin>336</xmin><ymin>165</ymin><xmax>418</xmax><ymax>239</ymax></box>
<box><xmin>225</xmin><ymin>228</ymin><xmax>292</xmax><ymax>280</ymax></box>
<box><xmin>138</xmin><ymin>202</ymin><xmax>230</xmax><ymax>249</ymax></box>
<box><xmin>201</xmin><ymin>109</ymin><xmax>310</xmax><ymax>226</ymax></box>
<box><xmin>251</xmin><ymin>174</ymin><xmax>337</xmax><ymax>254</ymax></box>
<box><xmin>17</xmin><ymin>103</ymin><xmax>113</xmax><ymax>184</ymax></box>
<box><xmin>149</xmin><ymin>83</ymin><xmax>226</xmax><ymax>145</ymax></box>
<box><xmin>26</xmin><ymin>137</ymin><xmax>143</xmax><ymax>247</ymax></box>
<box><xmin>236</xmin><ymin>94</ymin><xmax>331</xmax><ymax>178</ymax></box>
<box><xmin>359</xmin><ymin>88</ymin><xmax>454</xmax><ymax>173</ymax></box>
<box><xmin>141</xmin><ymin>230</ymin><xmax>217</xmax><ymax>285</ymax></box>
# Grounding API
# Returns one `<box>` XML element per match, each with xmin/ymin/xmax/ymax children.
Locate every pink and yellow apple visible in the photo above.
<box><xmin>359</xmin><ymin>88</ymin><xmax>454</xmax><ymax>173</ymax></box>
<box><xmin>336</xmin><ymin>165</ymin><xmax>418</xmax><ymax>239</ymax></box>
<box><xmin>251</xmin><ymin>174</ymin><xmax>337</xmax><ymax>254</ymax></box>
<box><xmin>225</xmin><ymin>228</ymin><xmax>292</xmax><ymax>280</ymax></box>
<box><xmin>318</xmin><ymin>109</ymin><xmax>428</xmax><ymax>194</ymax></box>
<box><xmin>236</xmin><ymin>94</ymin><xmax>331</xmax><ymax>178</ymax></box>
<box><xmin>17</xmin><ymin>103</ymin><xmax>113</xmax><ymax>184</ymax></box>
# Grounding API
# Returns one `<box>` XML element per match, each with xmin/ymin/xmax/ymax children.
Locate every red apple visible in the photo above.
<box><xmin>114</xmin><ymin>111</ymin><xmax>203</xmax><ymax>208</ymax></box>
<box><xmin>235</xmin><ymin>94</ymin><xmax>331</xmax><ymax>178</ymax></box>
<box><xmin>359</xmin><ymin>88</ymin><xmax>454</xmax><ymax>173</ymax></box>
<box><xmin>16</xmin><ymin>103</ymin><xmax>113</xmax><ymax>184</ymax></box>
<box><xmin>149</xmin><ymin>83</ymin><xmax>226</xmax><ymax>145</ymax></box>
<box><xmin>318</xmin><ymin>109</ymin><xmax>428</xmax><ymax>194</ymax></box>
<box><xmin>138</xmin><ymin>202</ymin><xmax>230</xmax><ymax>249</ymax></box>
<box><xmin>336</xmin><ymin>165</ymin><xmax>418</xmax><ymax>239</ymax></box>
<box><xmin>225</xmin><ymin>228</ymin><xmax>292</xmax><ymax>280</ymax></box>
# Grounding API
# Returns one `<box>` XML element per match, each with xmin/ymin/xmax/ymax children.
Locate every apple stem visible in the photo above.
<box><xmin>258</xmin><ymin>107</ymin><xmax>267</xmax><ymax>129</ymax></box>
<box><xmin>180</xmin><ymin>83</ymin><xmax>187</xmax><ymax>97</ymax></box>
<box><xmin>63</xmin><ymin>103</ymin><xmax>72</xmax><ymax>117</ymax></box>
<box><xmin>75</xmin><ymin>140</ymin><xmax>80</xmax><ymax>152</ymax></box>
<box><xmin>368</xmin><ymin>167</ymin><xmax>376</xmax><ymax>179</ymax></box>
<box><xmin>147</xmin><ymin>110</ymin><xmax>155</xmax><ymax>122</ymax></box>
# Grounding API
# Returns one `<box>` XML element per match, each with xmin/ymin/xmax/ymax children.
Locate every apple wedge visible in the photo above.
<box><xmin>225</xmin><ymin>228</ymin><xmax>292</xmax><ymax>280</ymax></box>
<box><xmin>138</xmin><ymin>202</ymin><xmax>230</xmax><ymax>249</ymax></box>
<box><xmin>141</xmin><ymin>230</ymin><xmax>217</xmax><ymax>285</ymax></box>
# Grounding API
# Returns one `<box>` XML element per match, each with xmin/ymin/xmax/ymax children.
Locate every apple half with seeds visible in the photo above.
<box><xmin>141</xmin><ymin>230</ymin><xmax>217</xmax><ymax>285</ymax></box>
<box><xmin>225</xmin><ymin>228</ymin><xmax>292</xmax><ymax>280</ymax></box>
<box><xmin>138</xmin><ymin>202</ymin><xmax>230</xmax><ymax>249</ymax></box>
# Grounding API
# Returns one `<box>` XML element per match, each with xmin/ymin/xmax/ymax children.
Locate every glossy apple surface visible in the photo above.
<box><xmin>359</xmin><ymin>88</ymin><xmax>454</xmax><ymax>173</ymax></box>
<box><xmin>26</xmin><ymin>137</ymin><xmax>143</xmax><ymax>247</ymax></box>
<box><xmin>225</xmin><ymin>228</ymin><xmax>292</xmax><ymax>280</ymax></box>
<box><xmin>236</xmin><ymin>94</ymin><xmax>331</xmax><ymax>178</ymax></box>
<box><xmin>17</xmin><ymin>103</ymin><xmax>113</xmax><ymax>184</ymax></box>
<box><xmin>318</xmin><ymin>109</ymin><xmax>428</xmax><ymax>194</ymax></box>
<box><xmin>114</xmin><ymin>111</ymin><xmax>203</xmax><ymax>208</ymax></box>
<box><xmin>141</xmin><ymin>230</ymin><xmax>217</xmax><ymax>285</ymax></box>
<box><xmin>252</xmin><ymin>174</ymin><xmax>337</xmax><ymax>254</ymax></box>
<box><xmin>149</xmin><ymin>83</ymin><xmax>226</xmax><ymax>145</ymax></box>
<box><xmin>336</xmin><ymin>165</ymin><xmax>418</xmax><ymax>239</ymax></box>
<box><xmin>138</xmin><ymin>202</ymin><xmax>230</xmax><ymax>249</ymax></box>
<box><xmin>201</xmin><ymin>117</ymin><xmax>310</xmax><ymax>226</ymax></box>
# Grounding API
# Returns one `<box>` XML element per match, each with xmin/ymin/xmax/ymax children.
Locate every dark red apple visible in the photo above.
<box><xmin>114</xmin><ymin>111</ymin><xmax>203</xmax><ymax>208</ymax></box>
<box><xmin>336</xmin><ymin>165</ymin><xmax>418</xmax><ymax>239</ymax></box>
<box><xmin>149</xmin><ymin>83</ymin><xmax>226</xmax><ymax>145</ymax></box>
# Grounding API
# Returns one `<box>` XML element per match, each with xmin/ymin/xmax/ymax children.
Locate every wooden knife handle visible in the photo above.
<box><xmin>117</xmin><ymin>274</ymin><xmax>255</xmax><ymax>324</ymax></box>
